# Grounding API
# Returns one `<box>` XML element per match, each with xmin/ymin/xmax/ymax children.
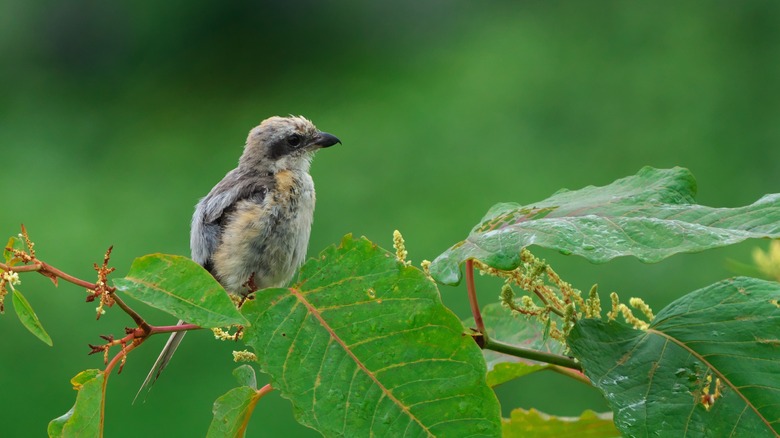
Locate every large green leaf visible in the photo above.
<box><xmin>431</xmin><ymin>167</ymin><xmax>780</xmax><ymax>285</ymax></box>
<box><xmin>12</xmin><ymin>288</ymin><xmax>53</xmax><ymax>346</ymax></box>
<box><xmin>568</xmin><ymin>277</ymin><xmax>780</xmax><ymax>437</ymax></box>
<box><xmin>48</xmin><ymin>369</ymin><xmax>103</xmax><ymax>438</ymax></box>
<box><xmin>502</xmin><ymin>408</ymin><xmax>619</xmax><ymax>438</ymax></box>
<box><xmin>241</xmin><ymin>235</ymin><xmax>501</xmax><ymax>437</ymax></box>
<box><xmin>113</xmin><ymin>254</ymin><xmax>247</xmax><ymax>328</ymax></box>
<box><xmin>463</xmin><ymin>303</ymin><xmax>566</xmax><ymax>387</ymax></box>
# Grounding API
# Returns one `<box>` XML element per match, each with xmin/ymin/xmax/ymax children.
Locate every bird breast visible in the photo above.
<box><xmin>213</xmin><ymin>170</ymin><xmax>315</xmax><ymax>294</ymax></box>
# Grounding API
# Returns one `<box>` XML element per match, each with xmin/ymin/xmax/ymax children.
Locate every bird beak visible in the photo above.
<box><xmin>314</xmin><ymin>132</ymin><xmax>341</xmax><ymax>148</ymax></box>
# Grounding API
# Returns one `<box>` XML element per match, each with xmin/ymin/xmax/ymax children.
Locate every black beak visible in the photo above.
<box><xmin>315</xmin><ymin>132</ymin><xmax>341</xmax><ymax>148</ymax></box>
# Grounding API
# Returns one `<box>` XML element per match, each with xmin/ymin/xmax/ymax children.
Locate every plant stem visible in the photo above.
<box><xmin>548</xmin><ymin>365</ymin><xmax>591</xmax><ymax>385</ymax></box>
<box><xmin>465</xmin><ymin>259</ymin><xmax>487</xmax><ymax>338</ymax></box>
<box><xmin>1</xmin><ymin>260</ymin><xmax>98</xmax><ymax>290</ymax></box>
<box><xmin>110</xmin><ymin>292</ymin><xmax>150</xmax><ymax>330</ymax></box>
<box><xmin>237</xmin><ymin>384</ymin><xmax>275</xmax><ymax>436</ymax></box>
<box><xmin>484</xmin><ymin>338</ymin><xmax>582</xmax><ymax>371</ymax></box>
<box><xmin>150</xmin><ymin>323</ymin><xmax>201</xmax><ymax>334</ymax></box>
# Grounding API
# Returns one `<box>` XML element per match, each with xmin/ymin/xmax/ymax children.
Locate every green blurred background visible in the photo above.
<box><xmin>2</xmin><ymin>1</ymin><xmax>779</xmax><ymax>436</ymax></box>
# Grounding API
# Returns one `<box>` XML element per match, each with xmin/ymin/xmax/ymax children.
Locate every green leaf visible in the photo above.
<box><xmin>241</xmin><ymin>234</ymin><xmax>501</xmax><ymax>437</ymax></box>
<box><xmin>568</xmin><ymin>277</ymin><xmax>780</xmax><ymax>437</ymax></box>
<box><xmin>4</xmin><ymin>236</ymin><xmax>26</xmax><ymax>265</ymax></box>
<box><xmin>431</xmin><ymin>167</ymin><xmax>780</xmax><ymax>285</ymax></box>
<box><xmin>113</xmin><ymin>254</ymin><xmax>248</xmax><ymax>328</ymax></box>
<box><xmin>48</xmin><ymin>369</ymin><xmax>104</xmax><ymax>438</ymax></box>
<box><xmin>207</xmin><ymin>386</ymin><xmax>260</xmax><ymax>438</ymax></box>
<box><xmin>464</xmin><ymin>303</ymin><xmax>566</xmax><ymax>387</ymax></box>
<box><xmin>233</xmin><ymin>364</ymin><xmax>257</xmax><ymax>390</ymax></box>
<box><xmin>502</xmin><ymin>408</ymin><xmax>620</xmax><ymax>438</ymax></box>
<box><xmin>12</xmin><ymin>288</ymin><xmax>53</xmax><ymax>346</ymax></box>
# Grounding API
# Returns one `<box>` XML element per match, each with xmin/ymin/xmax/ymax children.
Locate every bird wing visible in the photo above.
<box><xmin>190</xmin><ymin>168</ymin><xmax>272</xmax><ymax>271</ymax></box>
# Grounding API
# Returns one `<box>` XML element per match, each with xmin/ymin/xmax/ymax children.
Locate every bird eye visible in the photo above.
<box><xmin>287</xmin><ymin>134</ymin><xmax>301</xmax><ymax>147</ymax></box>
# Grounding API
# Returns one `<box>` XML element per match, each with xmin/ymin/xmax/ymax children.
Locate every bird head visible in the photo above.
<box><xmin>240</xmin><ymin>116</ymin><xmax>340</xmax><ymax>172</ymax></box>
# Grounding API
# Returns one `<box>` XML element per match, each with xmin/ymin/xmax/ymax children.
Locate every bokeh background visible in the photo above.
<box><xmin>2</xmin><ymin>1</ymin><xmax>779</xmax><ymax>436</ymax></box>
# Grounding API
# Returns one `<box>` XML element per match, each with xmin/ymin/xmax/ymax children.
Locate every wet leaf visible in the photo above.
<box><xmin>12</xmin><ymin>288</ymin><xmax>53</xmax><ymax>346</ymax></box>
<box><xmin>431</xmin><ymin>167</ymin><xmax>780</xmax><ymax>285</ymax></box>
<box><xmin>502</xmin><ymin>408</ymin><xmax>619</xmax><ymax>438</ymax></box>
<box><xmin>463</xmin><ymin>303</ymin><xmax>566</xmax><ymax>387</ymax></box>
<box><xmin>113</xmin><ymin>254</ymin><xmax>248</xmax><ymax>328</ymax></box>
<box><xmin>241</xmin><ymin>235</ymin><xmax>501</xmax><ymax>437</ymax></box>
<box><xmin>568</xmin><ymin>277</ymin><xmax>780</xmax><ymax>437</ymax></box>
<box><xmin>48</xmin><ymin>369</ymin><xmax>103</xmax><ymax>438</ymax></box>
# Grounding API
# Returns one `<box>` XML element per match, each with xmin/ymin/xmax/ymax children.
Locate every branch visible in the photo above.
<box><xmin>0</xmin><ymin>260</ymin><xmax>100</xmax><ymax>290</ymax></box>
<box><xmin>150</xmin><ymin>323</ymin><xmax>201</xmax><ymax>334</ymax></box>
<box><xmin>110</xmin><ymin>293</ymin><xmax>149</xmax><ymax>331</ymax></box>
<box><xmin>1</xmin><ymin>231</ymin><xmax>152</xmax><ymax>330</ymax></box>
<box><xmin>484</xmin><ymin>338</ymin><xmax>582</xmax><ymax>371</ymax></box>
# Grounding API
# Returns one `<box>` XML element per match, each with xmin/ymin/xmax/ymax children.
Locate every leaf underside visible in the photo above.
<box><xmin>241</xmin><ymin>235</ymin><xmax>501</xmax><ymax>437</ymax></box>
<box><xmin>568</xmin><ymin>277</ymin><xmax>780</xmax><ymax>437</ymax></box>
<box><xmin>431</xmin><ymin>167</ymin><xmax>780</xmax><ymax>285</ymax></box>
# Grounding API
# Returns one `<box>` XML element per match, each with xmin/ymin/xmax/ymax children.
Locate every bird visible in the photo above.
<box><xmin>135</xmin><ymin>116</ymin><xmax>340</xmax><ymax>401</ymax></box>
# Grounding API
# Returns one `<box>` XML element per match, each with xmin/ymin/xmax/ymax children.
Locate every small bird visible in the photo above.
<box><xmin>135</xmin><ymin>116</ymin><xmax>340</xmax><ymax>400</ymax></box>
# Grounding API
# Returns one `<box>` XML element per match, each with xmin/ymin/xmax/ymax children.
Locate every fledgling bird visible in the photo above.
<box><xmin>135</xmin><ymin>116</ymin><xmax>340</xmax><ymax>400</ymax></box>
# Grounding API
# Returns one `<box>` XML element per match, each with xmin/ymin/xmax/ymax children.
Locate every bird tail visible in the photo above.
<box><xmin>133</xmin><ymin>320</ymin><xmax>188</xmax><ymax>404</ymax></box>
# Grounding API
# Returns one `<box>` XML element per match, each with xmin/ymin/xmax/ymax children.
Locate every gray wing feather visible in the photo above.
<box><xmin>133</xmin><ymin>321</ymin><xmax>187</xmax><ymax>404</ymax></box>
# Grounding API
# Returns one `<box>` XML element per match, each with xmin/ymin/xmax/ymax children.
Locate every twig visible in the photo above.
<box><xmin>150</xmin><ymin>323</ymin><xmax>201</xmax><ymax>334</ymax></box>
<box><xmin>484</xmin><ymin>338</ymin><xmax>582</xmax><ymax>371</ymax></box>
<box><xmin>110</xmin><ymin>293</ymin><xmax>149</xmax><ymax>331</ymax></box>
<box><xmin>0</xmin><ymin>260</ymin><xmax>102</xmax><ymax>290</ymax></box>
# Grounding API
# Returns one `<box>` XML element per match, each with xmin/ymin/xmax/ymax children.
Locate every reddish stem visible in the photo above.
<box><xmin>110</xmin><ymin>293</ymin><xmax>149</xmax><ymax>331</ymax></box>
<box><xmin>237</xmin><ymin>384</ymin><xmax>275</xmax><ymax>436</ymax></box>
<box><xmin>549</xmin><ymin>365</ymin><xmax>591</xmax><ymax>385</ymax></box>
<box><xmin>465</xmin><ymin>259</ymin><xmax>487</xmax><ymax>338</ymax></box>
<box><xmin>150</xmin><ymin>323</ymin><xmax>201</xmax><ymax>334</ymax></box>
<box><xmin>1</xmin><ymin>260</ymin><xmax>102</xmax><ymax>290</ymax></box>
